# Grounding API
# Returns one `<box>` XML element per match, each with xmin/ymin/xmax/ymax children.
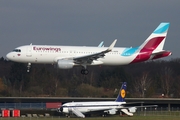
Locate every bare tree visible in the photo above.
<box><xmin>159</xmin><ymin>67</ymin><xmax>174</xmax><ymax>97</ymax></box>
<box><xmin>133</xmin><ymin>72</ymin><xmax>152</xmax><ymax>97</ymax></box>
<box><xmin>51</xmin><ymin>75</ymin><xmax>60</xmax><ymax>96</ymax></box>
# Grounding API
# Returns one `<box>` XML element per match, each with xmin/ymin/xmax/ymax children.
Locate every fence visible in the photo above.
<box><xmin>135</xmin><ymin>107</ymin><xmax>180</xmax><ymax>116</ymax></box>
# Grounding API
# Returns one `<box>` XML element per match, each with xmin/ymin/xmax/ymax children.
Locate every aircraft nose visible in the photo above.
<box><xmin>57</xmin><ymin>107</ymin><xmax>63</xmax><ymax>112</ymax></box>
<box><xmin>60</xmin><ymin>106</ymin><xmax>63</xmax><ymax>112</ymax></box>
<box><xmin>6</xmin><ymin>52</ymin><xmax>13</xmax><ymax>60</ymax></box>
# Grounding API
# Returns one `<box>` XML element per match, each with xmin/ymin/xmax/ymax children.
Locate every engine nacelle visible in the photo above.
<box><xmin>128</xmin><ymin>107</ymin><xmax>137</xmax><ymax>113</ymax></box>
<box><xmin>57</xmin><ymin>108</ymin><xmax>61</xmax><ymax>112</ymax></box>
<box><xmin>57</xmin><ymin>60</ymin><xmax>74</xmax><ymax>69</ymax></box>
<box><xmin>106</xmin><ymin>109</ymin><xmax>117</xmax><ymax>115</ymax></box>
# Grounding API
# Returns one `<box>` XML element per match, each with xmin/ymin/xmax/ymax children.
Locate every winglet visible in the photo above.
<box><xmin>107</xmin><ymin>39</ymin><xmax>117</xmax><ymax>51</ymax></box>
<box><xmin>98</xmin><ymin>41</ymin><xmax>104</xmax><ymax>47</ymax></box>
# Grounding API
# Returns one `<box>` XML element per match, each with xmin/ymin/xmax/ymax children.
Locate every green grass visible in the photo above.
<box><xmin>2</xmin><ymin>111</ymin><xmax>180</xmax><ymax>120</ymax></box>
<box><xmin>1</xmin><ymin>115</ymin><xmax>180</xmax><ymax>120</ymax></box>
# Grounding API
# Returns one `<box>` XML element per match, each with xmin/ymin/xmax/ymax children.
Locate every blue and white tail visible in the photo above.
<box><xmin>139</xmin><ymin>22</ymin><xmax>170</xmax><ymax>51</ymax></box>
<box><xmin>115</xmin><ymin>82</ymin><xmax>127</xmax><ymax>102</ymax></box>
<box><xmin>130</xmin><ymin>23</ymin><xmax>171</xmax><ymax>63</ymax></box>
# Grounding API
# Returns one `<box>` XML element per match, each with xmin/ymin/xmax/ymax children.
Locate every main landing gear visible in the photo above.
<box><xmin>27</xmin><ymin>63</ymin><xmax>31</xmax><ymax>72</ymax></box>
<box><xmin>81</xmin><ymin>69</ymin><xmax>89</xmax><ymax>75</ymax></box>
<box><xmin>81</xmin><ymin>65</ymin><xmax>89</xmax><ymax>75</ymax></box>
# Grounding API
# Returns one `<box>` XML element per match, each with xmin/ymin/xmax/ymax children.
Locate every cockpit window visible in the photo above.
<box><xmin>13</xmin><ymin>49</ymin><xmax>21</xmax><ymax>52</ymax></box>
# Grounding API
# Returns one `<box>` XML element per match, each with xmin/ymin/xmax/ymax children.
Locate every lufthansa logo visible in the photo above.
<box><xmin>120</xmin><ymin>89</ymin><xmax>126</xmax><ymax>98</ymax></box>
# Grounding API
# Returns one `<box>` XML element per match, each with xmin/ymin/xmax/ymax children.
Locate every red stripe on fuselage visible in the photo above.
<box><xmin>130</xmin><ymin>37</ymin><xmax>165</xmax><ymax>63</ymax></box>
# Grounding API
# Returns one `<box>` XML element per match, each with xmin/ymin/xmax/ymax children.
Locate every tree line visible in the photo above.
<box><xmin>0</xmin><ymin>57</ymin><xmax>180</xmax><ymax>98</ymax></box>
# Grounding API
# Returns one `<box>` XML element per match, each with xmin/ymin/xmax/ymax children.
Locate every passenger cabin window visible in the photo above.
<box><xmin>13</xmin><ymin>49</ymin><xmax>21</xmax><ymax>52</ymax></box>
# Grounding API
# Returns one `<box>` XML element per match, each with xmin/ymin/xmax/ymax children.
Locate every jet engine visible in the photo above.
<box><xmin>128</xmin><ymin>107</ymin><xmax>137</xmax><ymax>113</ymax></box>
<box><xmin>57</xmin><ymin>60</ymin><xmax>74</xmax><ymax>69</ymax></box>
<box><xmin>105</xmin><ymin>109</ymin><xmax>117</xmax><ymax>115</ymax></box>
<box><xmin>57</xmin><ymin>107</ymin><xmax>63</xmax><ymax>112</ymax></box>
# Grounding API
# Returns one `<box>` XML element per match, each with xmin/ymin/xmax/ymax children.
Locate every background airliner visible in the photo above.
<box><xmin>57</xmin><ymin>82</ymin><xmax>157</xmax><ymax>118</ymax></box>
<box><xmin>6</xmin><ymin>23</ymin><xmax>171</xmax><ymax>74</ymax></box>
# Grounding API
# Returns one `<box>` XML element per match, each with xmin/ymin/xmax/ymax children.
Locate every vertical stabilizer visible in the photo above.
<box><xmin>139</xmin><ymin>23</ymin><xmax>170</xmax><ymax>51</ymax></box>
<box><xmin>130</xmin><ymin>23</ymin><xmax>171</xmax><ymax>63</ymax></box>
<box><xmin>115</xmin><ymin>82</ymin><xmax>127</xmax><ymax>102</ymax></box>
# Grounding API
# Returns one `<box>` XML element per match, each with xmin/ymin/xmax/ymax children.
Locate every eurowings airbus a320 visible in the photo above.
<box><xmin>6</xmin><ymin>23</ymin><xmax>172</xmax><ymax>74</ymax></box>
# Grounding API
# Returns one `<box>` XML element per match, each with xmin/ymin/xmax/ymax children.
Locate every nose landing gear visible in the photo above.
<box><xmin>81</xmin><ymin>65</ymin><xmax>89</xmax><ymax>75</ymax></box>
<box><xmin>81</xmin><ymin>69</ymin><xmax>89</xmax><ymax>75</ymax></box>
<box><xmin>27</xmin><ymin>63</ymin><xmax>31</xmax><ymax>72</ymax></box>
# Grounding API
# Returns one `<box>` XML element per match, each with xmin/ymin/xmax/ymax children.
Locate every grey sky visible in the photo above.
<box><xmin>1</xmin><ymin>0</ymin><xmax>179</xmax><ymax>60</ymax></box>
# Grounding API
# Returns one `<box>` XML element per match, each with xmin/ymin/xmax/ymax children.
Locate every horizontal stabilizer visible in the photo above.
<box><xmin>151</xmin><ymin>50</ymin><xmax>172</xmax><ymax>60</ymax></box>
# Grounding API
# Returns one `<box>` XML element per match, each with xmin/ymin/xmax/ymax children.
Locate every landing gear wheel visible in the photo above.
<box><xmin>81</xmin><ymin>69</ymin><xmax>89</xmax><ymax>75</ymax></box>
<box><xmin>27</xmin><ymin>63</ymin><xmax>31</xmax><ymax>72</ymax></box>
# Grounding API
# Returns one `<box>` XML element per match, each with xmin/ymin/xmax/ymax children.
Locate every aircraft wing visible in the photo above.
<box><xmin>120</xmin><ymin>102</ymin><xmax>157</xmax><ymax>108</ymax></box>
<box><xmin>73</xmin><ymin>39</ymin><xmax>117</xmax><ymax>64</ymax></box>
<box><xmin>120</xmin><ymin>105</ymin><xmax>157</xmax><ymax>109</ymax></box>
<box><xmin>118</xmin><ymin>105</ymin><xmax>157</xmax><ymax>116</ymax></box>
<box><xmin>71</xmin><ymin>108</ymin><xmax>85</xmax><ymax>118</ymax></box>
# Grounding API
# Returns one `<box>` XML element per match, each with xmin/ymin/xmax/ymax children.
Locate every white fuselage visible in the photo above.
<box><xmin>61</xmin><ymin>101</ymin><xmax>126</xmax><ymax>114</ymax></box>
<box><xmin>6</xmin><ymin>45</ymin><xmax>137</xmax><ymax>66</ymax></box>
